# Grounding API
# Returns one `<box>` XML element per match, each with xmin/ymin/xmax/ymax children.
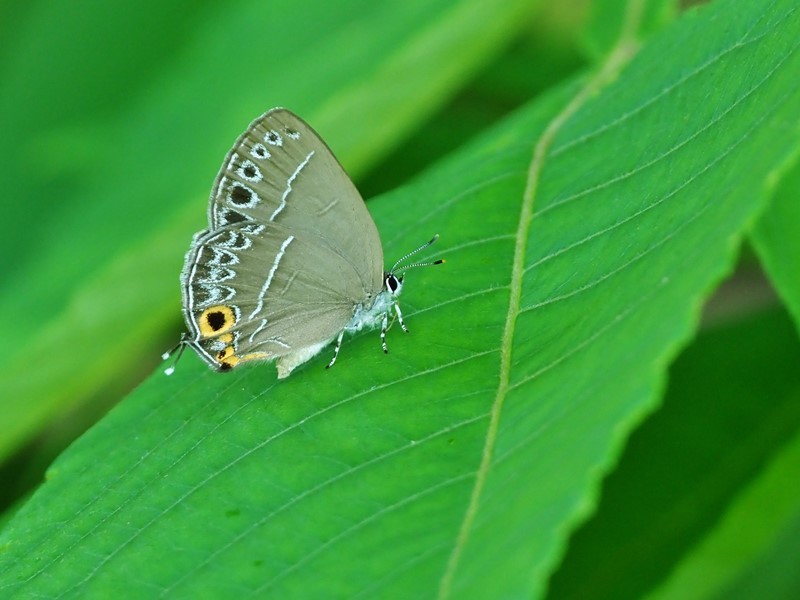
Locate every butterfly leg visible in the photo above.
<box><xmin>326</xmin><ymin>329</ymin><xmax>346</xmax><ymax>369</ymax></box>
<box><xmin>394</xmin><ymin>302</ymin><xmax>409</xmax><ymax>333</ymax></box>
<box><xmin>381</xmin><ymin>312</ymin><xmax>390</xmax><ymax>353</ymax></box>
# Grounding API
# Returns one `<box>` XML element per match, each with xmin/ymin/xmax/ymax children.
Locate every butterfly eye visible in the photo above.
<box><xmin>385</xmin><ymin>274</ymin><xmax>401</xmax><ymax>293</ymax></box>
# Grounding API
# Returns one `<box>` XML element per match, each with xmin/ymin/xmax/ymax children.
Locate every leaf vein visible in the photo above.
<box><xmin>436</xmin><ymin>2</ymin><xmax>645</xmax><ymax>596</ymax></box>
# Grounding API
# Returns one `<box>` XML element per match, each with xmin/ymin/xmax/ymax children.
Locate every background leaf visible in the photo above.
<box><xmin>547</xmin><ymin>308</ymin><xmax>800</xmax><ymax>599</ymax></box>
<box><xmin>582</xmin><ymin>0</ymin><xmax>677</xmax><ymax>60</ymax></box>
<box><xmin>751</xmin><ymin>161</ymin><xmax>800</xmax><ymax>333</ymax></box>
<box><xmin>652</xmin><ymin>419</ymin><xmax>800</xmax><ymax>599</ymax></box>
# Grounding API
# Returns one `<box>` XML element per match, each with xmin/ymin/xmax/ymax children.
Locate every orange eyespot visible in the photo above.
<box><xmin>219</xmin><ymin>354</ymin><xmax>240</xmax><ymax>371</ymax></box>
<box><xmin>198</xmin><ymin>305</ymin><xmax>236</xmax><ymax>337</ymax></box>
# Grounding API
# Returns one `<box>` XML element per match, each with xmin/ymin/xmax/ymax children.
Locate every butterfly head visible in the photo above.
<box><xmin>384</xmin><ymin>272</ymin><xmax>404</xmax><ymax>297</ymax></box>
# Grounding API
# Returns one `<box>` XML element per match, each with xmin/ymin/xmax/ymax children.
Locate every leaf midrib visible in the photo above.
<box><xmin>435</xmin><ymin>1</ymin><xmax>646</xmax><ymax>596</ymax></box>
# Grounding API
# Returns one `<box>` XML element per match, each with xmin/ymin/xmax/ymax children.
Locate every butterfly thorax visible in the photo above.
<box><xmin>346</xmin><ymin>273</ymin><xmax>402</xmax><ymax>332</ymax></box>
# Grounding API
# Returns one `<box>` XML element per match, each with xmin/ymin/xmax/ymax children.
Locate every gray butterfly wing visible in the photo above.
<box><xmin>181</xmin><ymin>220</ymin><xmax>373</xmax><ymax>374</ymax></box>
<box><xmin>207</xmin><ymin>108</ymin><xmax>383</xmax><ymax>297</ymax></box>
<box><xmin>181</xmin><ymin>108</ymin><xmax>387</xmax><ymax>375</ymax></box>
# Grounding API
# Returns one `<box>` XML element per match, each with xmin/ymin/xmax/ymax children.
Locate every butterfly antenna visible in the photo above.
<box><xmin>390</xmin><ymin>234</ymin><xmax>441</xmax><ymax>273</ymax></box>
<box><xmin>395</xmin><ymin>259</ymin><xmax>445</xmax><ymax>274</ymax></box>
<box><xmin>162</xmin><ymin>334</ymin><xmax>188</xmax><ymax>376</ymax></box>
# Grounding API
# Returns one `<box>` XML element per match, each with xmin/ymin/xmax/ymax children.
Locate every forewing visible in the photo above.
<box><xmin>207</xmin><ymin>108</ymin><xmax>383</xmax><ymax>296</ymax></box>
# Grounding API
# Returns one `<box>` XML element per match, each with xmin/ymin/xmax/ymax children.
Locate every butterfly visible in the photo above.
<box><xmin>165</xmin><ymin>108</ymin><xmax>442</xmax><ymax>379</ymax></box>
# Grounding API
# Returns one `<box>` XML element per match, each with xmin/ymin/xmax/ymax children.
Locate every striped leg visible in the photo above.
<box><xmin>394</xmin><ymin>302</ymin><xmax>409</xmax><ymax>333</ymax></box>
<box><xmin>326</xmin><ymin>329</ymin><xmax>346</xmax><ymax>369</ymax></box>
<box><xmin>381</xmin><ymin>312</ymin><xmax>389</xmax><ymax>353</ymax></box>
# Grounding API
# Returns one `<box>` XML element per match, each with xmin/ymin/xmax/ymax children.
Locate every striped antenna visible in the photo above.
<box><xmin>390</xmin><ymin>234</ymin><xmax>442</xmax><ymax>273</ymax></box>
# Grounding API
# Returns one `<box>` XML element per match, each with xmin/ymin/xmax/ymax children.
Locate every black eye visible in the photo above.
<box><xmin>386</xmin><ymin>275</ymin><xmax>400</xmax><ymax>293</ymax></box>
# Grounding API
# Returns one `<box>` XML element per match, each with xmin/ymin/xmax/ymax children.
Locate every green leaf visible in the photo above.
<box><xmin>751</xmin><ymin>161</ymin><xmax>800</xmax><ymax>334</ymax></box>
<box><xmin>547</xmin><ymin>308</ymin><xmax>800</xmax><ymax>599</ymax></box>
<box><xmin>0</xmin><ymin>0</ymin><xmax>535</xmax><ymax>462</ymax></box>
<box><xmin>361</xmin><ymin>3</ymin><xmax>591</xmax><ymax>197</ymax></box>
<box><xmin>2</xmin><ymin>0</ymin><xmax>800</xmax><ymax>597</ymax></box>
<box><xmin>651</xmin><ymin>423</ymin><xmax>800</xmax><ymax>599</ymax></box>
<box><xmin>583</xmin><ymin>0</ymin><xmax>677</xmax><ymax>61</ymax></box>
